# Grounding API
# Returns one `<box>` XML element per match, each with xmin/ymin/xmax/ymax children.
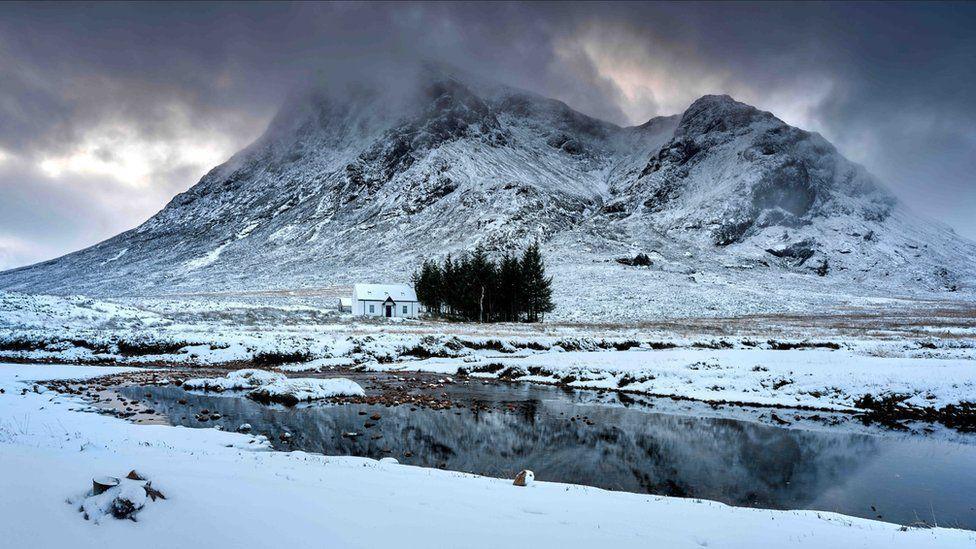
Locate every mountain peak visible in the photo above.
<box><xmin>689</xmin><ymin>93</ymin><xmax>738</xmax><ymax>107</ymax></box>
<box><xmin>677</xmin><ymin>94</ymin><xmax>772</xmax><ymax>138</ymax></box>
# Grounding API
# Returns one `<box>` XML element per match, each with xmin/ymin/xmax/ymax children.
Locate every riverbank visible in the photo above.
<box><xmin>3</xmin><ymin>292</ymin><xmax>975</xmax><ymax>429</ymax></box>
<box><xmin>2</xmin><ymin>362</ymin><xmax>974</xmax><ymax>548</ymax></box>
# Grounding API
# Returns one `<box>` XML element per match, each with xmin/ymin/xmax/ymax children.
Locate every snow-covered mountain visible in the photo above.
<box><xmin>2</xmin><ymin>66</ymin><xmax>973</xmax><ymax>319</ymax></box>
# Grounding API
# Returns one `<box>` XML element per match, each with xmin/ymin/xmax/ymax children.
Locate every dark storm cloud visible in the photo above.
<box><xmin>0</xmin><ymin>2</ymin><xmax>974</xmax><ymax>268</ymax></box>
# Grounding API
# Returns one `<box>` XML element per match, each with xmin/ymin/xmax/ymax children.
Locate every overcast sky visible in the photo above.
<box><xmin>1</xmin><ymin>2</ymin><xmax>974</xmax><ymax>269</ymax></box>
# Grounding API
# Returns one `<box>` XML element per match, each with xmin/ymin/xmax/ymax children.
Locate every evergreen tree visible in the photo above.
<box><xmin>441</xmin><ymin>254</ymin><xmax>459</xmax><ymax>317</ymax></box>
<box><xmin>412</xmin><ymin>242</ymin><xmax>554</xmax><ymax>323</ymax></box>
<box><xmin>412</xmin><ymin>259</ymin><xmax>442</xmax><ymax>315</ymax></box>
<box><xmin>468</xmin><ymin>245</ymin><xmax>495</xmax><ymax>322</ymax></box>
<box><xmin>454</xmin><ymin>253</ymin><xmax>473</xmax><ymax>319</ymax></box>
<box><xmin>497</xmin><ymin>253</ymin><xmax>522</xmax><ymax>322</ymax></box>
<box><xmin>520</xmin><ymin>241</ymin><xmax>554</xmax><ymax>322</ymax></box>
<box><xmin>411</xmin><ymin>268</ymin><xmax>425</xmax><ymax>312</ymax></box>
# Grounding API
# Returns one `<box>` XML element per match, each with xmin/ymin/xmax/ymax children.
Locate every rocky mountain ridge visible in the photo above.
<box><xmin>1</xmin><ymin>68</ymin><xmax>972</xmax><ymax>319</ymax></box>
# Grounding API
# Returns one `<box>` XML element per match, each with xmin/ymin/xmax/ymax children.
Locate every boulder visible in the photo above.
<box><xmin>513</xmin><ymin>469</ymin><xmax>535</xmax><ymax>487</ymax></box>
<box><xmin>766</xmin><ymin>238</ymin><xmax>817</xmax><ymax>266</ymax></box>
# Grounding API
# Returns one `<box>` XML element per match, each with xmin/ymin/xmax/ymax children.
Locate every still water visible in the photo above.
<box><xmin>121</xmin><ymin>379</ymin><xmax>976</xmax><ymax>530</ymax></box>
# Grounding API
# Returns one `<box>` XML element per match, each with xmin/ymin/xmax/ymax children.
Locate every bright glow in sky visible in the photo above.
<box><xmin>38</xmin><ymin>124</ymin><xmax>230</xmax><ymax>190</ymax></box>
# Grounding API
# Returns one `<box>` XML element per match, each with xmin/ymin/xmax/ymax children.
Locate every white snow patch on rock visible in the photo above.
<box><xmin>249</xmin><ymin>377</ymin><xmax>365</xmax><ymax>402</ymax></box>
<box><xmin>184</xmin><ymin>368</ymin><xmax>364</xmax><ymax>402</ymax></box>
<box><xmin>280</xmin><ymin>356</ymin><xmax>357</xmax><ymax>372</ymax></box>
<box><xmin>183</xmin><ymin>241</ymin><xmax>232</xmax><ymax>271</ymax></box>
<box><xmin>183</xmin><ymin>368</ymin><xmax>285</xmax><ymax>392</ymax></box>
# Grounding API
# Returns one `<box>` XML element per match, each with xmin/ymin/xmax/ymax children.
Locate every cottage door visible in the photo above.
<box><xmin>385</xmin><ymin>305</ymin><xmax>393</xmax><ymax>317</ymax></box>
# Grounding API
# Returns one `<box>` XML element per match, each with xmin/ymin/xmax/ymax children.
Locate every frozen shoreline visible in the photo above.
<box><xmin>2</xmin><ymin>362</ymin><xmax>974</xmax><ymax>548</ymax></box>
<box><xmin>384</xmin><ymin>347</ymin><xmax>976</xmax><ymax>411</ymax></box>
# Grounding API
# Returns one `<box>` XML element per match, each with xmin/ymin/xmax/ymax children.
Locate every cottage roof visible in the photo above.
<box><xmin>353</xmin><ymin>283</ymin><xmax>418</xmax><ymax>302</ymax></box>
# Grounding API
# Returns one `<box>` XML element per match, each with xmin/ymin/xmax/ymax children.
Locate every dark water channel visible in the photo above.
<box><xmin>120</xmin><ymin>377</ymin><xmax>976</xmax><ymax>530</ymax></box>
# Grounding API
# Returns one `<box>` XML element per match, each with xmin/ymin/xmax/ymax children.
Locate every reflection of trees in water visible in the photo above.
<box><xmin>132</xmin><ymin>385</ymin><xmax>881</xmax><ymax>509</ymax></box>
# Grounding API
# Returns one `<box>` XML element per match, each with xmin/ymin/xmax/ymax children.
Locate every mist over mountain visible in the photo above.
<box><xmin>1</xmin><ymin>65</ymin><xmax>972</xmax><ymax>319</ymax></box>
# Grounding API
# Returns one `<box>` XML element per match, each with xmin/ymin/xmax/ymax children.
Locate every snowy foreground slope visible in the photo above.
<box><xmin>0</xmin><ymin>65</ymin><xmax>973</xmax><ymax>321</ymax></box>
<box><xmin>2</xmin><ymin>363</ymin><xmax>974</xmax><ymax>548</ymax></box>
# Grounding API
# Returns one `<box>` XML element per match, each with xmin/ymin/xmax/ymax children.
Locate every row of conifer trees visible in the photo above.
<box><xmin>412</xmin><ymin>242</ymin><xmax>554</xmax><ymax>322</ymax></box>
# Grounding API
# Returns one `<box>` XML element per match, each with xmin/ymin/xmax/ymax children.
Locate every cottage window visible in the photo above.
<box><xmin>369</xmin><ymin>304</ymin><xmax>375</xmax><ymax>313</ymax></box>
<box><xmin>402</xmin><ymin>305</ymin><xmax>408</xmax><ymax>314</ymax></box>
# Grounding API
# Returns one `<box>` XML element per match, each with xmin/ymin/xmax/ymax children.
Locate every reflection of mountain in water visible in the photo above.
<box><xmin>128</xmin><ymin>385</ymin><xmax>878</xmax><ymax>512</ymax></box>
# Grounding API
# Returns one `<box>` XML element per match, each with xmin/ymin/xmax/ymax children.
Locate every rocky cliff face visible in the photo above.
<box><xmin>1</xmin><ymin>68</ymin><xmax>972</xmax><ymax>318</ymax></box>
<box><xmin>612</xmin><ymin>95</ymin><xmax>895</xmax><ymax>244</ymax></box>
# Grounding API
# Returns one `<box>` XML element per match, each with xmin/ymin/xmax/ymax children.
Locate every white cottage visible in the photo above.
<box><xmin>352</xmin><ymin>283</ymin><xmax>420</xmax><ymax>318</ymax></box>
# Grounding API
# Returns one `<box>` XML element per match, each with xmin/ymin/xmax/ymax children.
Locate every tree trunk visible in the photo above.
<box><xmin>479</xmin><ymin>285</ymin><xmax>485</xmax><ymax>323</ymax></box>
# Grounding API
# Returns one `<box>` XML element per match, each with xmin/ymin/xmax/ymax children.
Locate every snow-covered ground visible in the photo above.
<box><xmin>2</xmin><ymin>291</ymin><xmax>974</xmax><ymax>413</ymax></box>
<box><xmin>391</xmin><ymin>348</ymin><xmax>976</xmax><ymax>411</ymax></box>
<box><xmin>1</xmin><ymin>291</ymin><xmax>975</xmax><ymax>544</ymax></box>
<box><xmin>2</xmin><ymin>362</ymin><xmax>974</xmax><ymax>548</ymax></box>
